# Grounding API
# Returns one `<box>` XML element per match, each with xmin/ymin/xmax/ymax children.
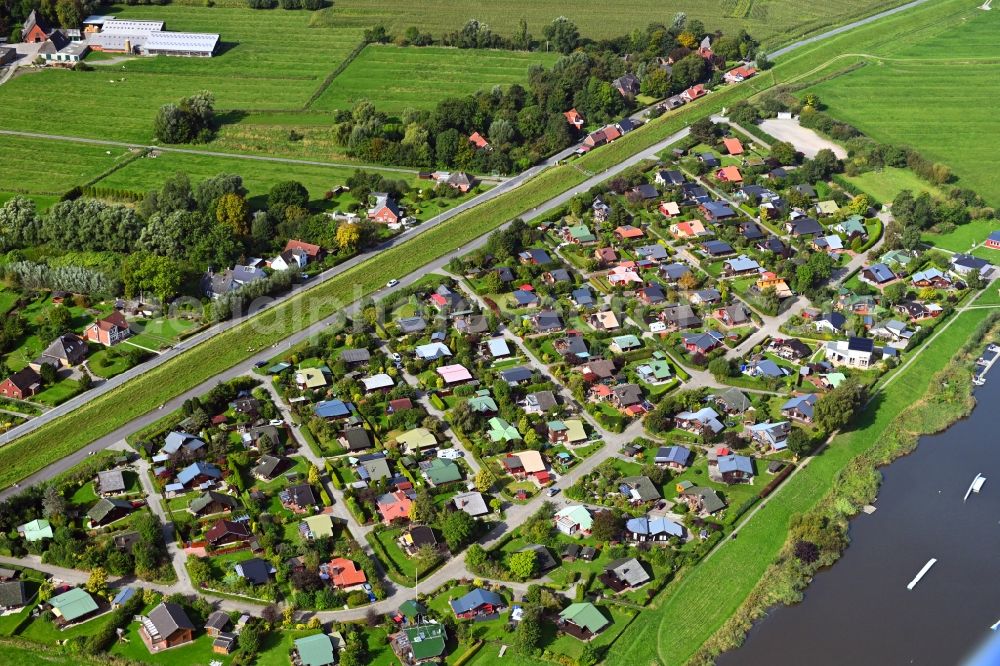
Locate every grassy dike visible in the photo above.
<box><xmin>608</xmin><ymin>301</ymin><xmax>999</xmax><ymax>665</ymax></box>
<box><xmin>0</xmin><ymin>76</ymin><xmax>762</xmax><ymax>488</ymax></box>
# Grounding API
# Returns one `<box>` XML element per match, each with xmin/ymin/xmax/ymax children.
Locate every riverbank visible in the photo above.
<box><xmin>692</xmin><ymin>311</ymin><xmax>1000</xmax><ymax>665</ymax></box>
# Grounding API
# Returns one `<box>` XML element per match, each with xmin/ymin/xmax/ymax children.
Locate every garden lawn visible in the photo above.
<box><xmin>842</xmin><ymin>166</ymin><xmax>947</xmax><ymax>205</ymax></box>
<box><xmin>254</xmin><ymin>629</ymin><xmax>314</xmax><ymax>666</ymax></box>
<box><xmin>19</xmin><ymin>609</ymin><xmax>116</xmax><ymax>644</ymax></box>
<box><xmin>921</xmin><ymin>219</ymin><xmax>999</xmax><ymax>253</ymax></box>
<box><xmin>88</xmin><ymin>348</ymin><xmax>135</xmax><ymax>379</ymax></box>
<box><xmin>32</xmin><ymin>378</ymin><xmax>84</xmax><ymax>407</ymax></box>
<box><xmin>608</xmin><ymin>306</ymin><xmax>992</xmax><ymax>664</ymax></box>
<box><xmin>111</xmin><ymin>624</ymin><xmax>230</xmax><ymax>665</ymax></box>
<box><xmin>312</xmin><ymin>45</ymin><xmax>559</xmax><ymax>112</ymax></box>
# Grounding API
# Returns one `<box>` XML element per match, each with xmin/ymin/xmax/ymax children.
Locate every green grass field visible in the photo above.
<box><xmin>804</xmin><ymin>7</ymin><xmax>1000</xmax><ymax>204</ymax></box>
<box><xmin>312</xmin><ymin>45</ymin><xmax>559</xmax><ymax>112</ymax></box>
<box><xmin>608</xmin><ymin>304</ymin><xmax>994</xmax><ymax>664</ymax></box>
<box><xmin>333</xmin><ymin>0</ymin><xmax>908</xmax><ymax>47</ymax></box>
<box><xmin>921</xmin><ymin>219</ymin><xmax>999</xmax><ymax>253</ymax></box>
<box><xmin>842</xmin><ymin>166</ymin><xmax>946</xmax><ymax>205</ymax></box>
<box><xmin>0</xmin><ymin>134</ymin><xmax>135</xmax><ymax>196</ymax></box>
<box><xmin>0</xmin><ymin>5</ymin><xmax>364</xmax><ymax>143</ymax></box>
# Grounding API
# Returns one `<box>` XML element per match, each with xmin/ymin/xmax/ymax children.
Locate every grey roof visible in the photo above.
<box><xmin>702</xmin><ymin>240</ymin><xmax>734</xmax><ymax>256</ymax></box>
<box><xmin>632</xmin><ymin>183</ymin><xmax>659</xmax><ymax>199</ymax></box>
<box><xmin>234</xmin><ymin>557</ymin><xmax>274</xmax><ymax>585</ymax></box>
<box><xmin>717</xmin><ymin>387</ymin><xmax>751</xmax><ymax>413</ymax></box>
<box><xmin>34</xmin><ymin>334</ymin><xmax>87</xmax><ymax>368</ymax></box>
<box><xmin>788</xmin><ymin>217</ymin><xmax>823</xmax><ymax>236</ymax></box>
<box><xmin>205</xmin><ymin>610</ymin><xmax>231</xmax><ymax>632</ymax></box>
<box><xmin>621</xmin><ymin>476</ymin><xmax>661</xmax><ymax>502</ymax></box>
<box><xmin>340</xmin><ymin>348</ymin><xmax>371</xmax><ymax>363</ymax></box>
<box><xmin>0</xmin><ymin>581</ymin><xmax>29</xmax><ymax>607</ymax></box>
<box><xmin>753</xmin><ymin>359</ymin><xmax>784</xmax><ymax>378</ymax></box>
<box><xmin>625</xmin><ymin>516</ymin><xmax>683</xmax><ymax>538</ymax></box>
<box><xmin>726</xmin><ymin>255</ymin><xmax>760</xmax><ymax>273</ymax></box>
<box><xmin>343</xmin><ymin>427</ymin><xmax>371</xmax><ymax>451</ymax></box>
<box><xmin>864</xmin><ymin>263</ymin><xmax>896</xmax><ymax>283</ymax></box>
<box><xmin>449</xmin><ymin>588</ymin><xmax>503</xmax><ymax>614</ymax></box>
<box><xmin>612</xmin><ymin>383</ymin><xmax>643</xmax><ymax>405</ymax></box>
<box><xmin>397</xmin><ymin>317</ymin><xmax>427</xmax><ymax>333</ymax></box>
<box><xmin>189</xmin><ymin>490</ymin><xmax>238</xmax><ymax>515</ymax></box>
<box><xmin>548</xmin><ymin>268</ymin><xmax>571</xmax><ymax>282</ymax></box>
<box><xmin>526</xmin><ymin>390</ymin><xmax>558</xmax><ymax>411</ymax></box>
<box><xmin>453</xmin><ymin>491</ymin><xmax>489</xmax><ymax>516</ymax></box>
<box><xmin>251</xmin><ymin>455</ymin><xmax>286</xmax><ymax>480</ymax></box>
<box><xmin>500</xmin><ymin>366</ymin><xmax>533</xmax><ymax>383</ymax></box>
<box><xmin>661</xmin><ymin>262</ymin><xmax>692</xmax><ymax>281</ymax></box>
<box><xmin>146</xmin><ymin>602</ymin><xmax>195</xmax><ymax>639</ymax></box>
<box><xmin>654</xmin><ymin>445</ymin><xmax>691</xmax><ymax>466</ymax></box>
<box><xmin>818</xmin><ymin>312</ymin><xmax>846</xmax><ymax>330</ymax></box>
<box><xmin>663</xmin><ymin>304</ymin><xmax>701</xmax><ymax>328</ymax></box>
<box><xmin>97</xmin><ymin>469</ymin><xmax>126</xmax><ymax>493</ymax></box>
<box><xmin>702</xmin><ymin>201</ymin><xmax>736</xmax><ymax>218</ymax></box>
<box><xmin>781</xmin><ymin>393</ymin><xmax>817</xmax><ymax>417</ymax></box>
<box><xmin>606</xmin><ymin>557</ymin><xmax>650</xmax><ymax>587</ymax></box>
<box><xmin>572</xmin><ymin>287</ymin><xmax>594</xmax><ymax>305</ymax></box>
<box><xmin>87</xmin><ymin>498</ymin><xmax>132</xmax><ymax>523</ymax></box>
<box><xmin>848</xmin><ymin>336</ymin><xmax>875</xmax><ymax>353</ymax></box>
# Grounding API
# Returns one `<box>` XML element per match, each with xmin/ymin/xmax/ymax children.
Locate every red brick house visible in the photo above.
<box><xmin>140</xmin><ymin>602</ymin><xmax>195</xmax><ymax>652</ymax></box>
<box><xmin>368</xmin><ymin>194</ymin><xmax>401</xmax><ymax>224</ymax></box>
<box><xmin>22</xmin><ymin>11</ymin><xmax>52</xmax><ymax>43</ymax></box>
<box><xmin>83</xmin><ymin>311</ymin><xmax>131</xmax><ymax>346</ymax></box>
<box><xmin>0</xmin><ymin>367</ymin><xmax>42</xmax><ymax>400</ymax></box>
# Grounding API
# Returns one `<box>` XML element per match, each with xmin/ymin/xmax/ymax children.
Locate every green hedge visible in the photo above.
<box><xmin>429</xmin><ymin>393</ymin><xmax>446</xmax><ymax>410</ymax></box>
<box><xmin>452</xmin><ymin>641</ymin><xmax>484</xmax><ymax>666</ymax></box>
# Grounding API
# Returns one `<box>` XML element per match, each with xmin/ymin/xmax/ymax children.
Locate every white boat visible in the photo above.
<box><xmin>991</xmin><ymin>618</ymin><xmax>1000</xmax><ymax>631</ymax></box>
<box><xmin>907</xmin><ymin>558</ymin><xmax>937</xmax><ymax>590</ymax></box>
<box><xmin>965</xmin><ymin>474</ymin><xmax>985</xmax><ymax>502</ymax></box>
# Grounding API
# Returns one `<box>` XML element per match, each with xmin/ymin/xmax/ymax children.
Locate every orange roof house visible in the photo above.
<box><xmin>468</xmin><ymin>132</ymin><xmax>490</xmax><ymax>150</ymax></box>
<box><xmin>603</xmin><ymin>125</ymin><xmax>622</xmax><ymax>142</ymax></box>
<box><xmin>716</xmin><ymin>166</ymin><xmax>743</xmax><ymax>183</ymax></box>
<box><xmin>724</xmin><ymin>66</ymin><xmax>757</xmax><ymax>83</ymax></box>
<box><xmin>377</xmin><ymin>491</ymin><xmax>413</xmax><ymax>524</ymax></box>
<box><xmin>722</xmin><ymin>138</ymin><xmax>744</xmax><ymax>155</ymax></box>
<box><xmin>563</xmin><ymin>109</ymin><xmax>585</xmax><ymax>129</ymax></box>
<box><xmin>284</xmin><ymin>239</ymin><xmax>322</xmax><ymax>260</ymax></box>
<box><xmin>681</xmin><ymin>84</ymin><xmax>706</xmax><ymax>102</ymax></box>
<box><xmin>670</xmin><ymin>220</ymin><xmax>707</xmax><ymax>238</ymax></box>
<box><xmin>327</xmin><ymin>558</ymin><xmax>367</xmax><ymax>588</ymax></box>
<box><xmin>614</xmin><ymin>225</ymin><xmax>645</xmax><ymax>239</ymax></box>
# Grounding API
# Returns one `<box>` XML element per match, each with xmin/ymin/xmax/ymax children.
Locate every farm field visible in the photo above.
<box><xmin>0</xmin><ymin>134</ymin><xmax>135</xmax><ymax>196</ymax></box>
<box><xmin>804</xmin><ymin>8</ymin><xmax>1000</xmax><ymax>205</ymax></box>
<box><xmin>0</xmin><ymin>5</ymin><xmax>365</xmax><ymax>143</ymax></box>
<box><xmin>608</xmin><ymin>304</ymin><xmax>994</xmax><ymax>665</ymax></box>
<box><xmin>332</xmin><ymin>0</ymin><xmax>910</xmax><ymax>47</ymax></box>
<box><xmin>312</xmin><ymin>45</ymin><xmax>559</xmax><ymax>112</ymax></box>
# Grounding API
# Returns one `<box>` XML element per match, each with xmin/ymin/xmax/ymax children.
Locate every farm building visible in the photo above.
<box><xmin>88</xmin><ymin>18</ymin><xmax>219</xmax><ymax>57</ymax></box>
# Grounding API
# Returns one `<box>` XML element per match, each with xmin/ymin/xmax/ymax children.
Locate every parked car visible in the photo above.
<box><xmin>547</xmin><ymin>487</ymin><xmax>560</xmax><ymax>497</ymax></box>
<box><xmin>253</xmin><ymin>360</ymin><xmax>267</xmax><ymax>368</ymax></box>
<box><xmin>437</xmin><ymin>448</ymin><xmax>463</xmax><ymax>460</ymax></box>
<box><xmin>386</xmin><ymin>279</ymin><xmax>399</xmax><ymax>288</ymax></box>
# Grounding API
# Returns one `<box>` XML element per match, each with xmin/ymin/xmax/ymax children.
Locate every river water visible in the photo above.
<box><xmin>719</xmin><ymin>372</ymin><xmax>1000</xmax><ymax>666</ymax></box>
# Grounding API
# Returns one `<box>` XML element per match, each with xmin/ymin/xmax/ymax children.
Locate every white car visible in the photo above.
<box><xmin>437</xmin><ymin>448</ymin><xmax>463</xmax><ymax>460</ymax></box>
<box><xmin>269</xmin><ymin>419</ymin><xmax>284</xmax><ymax>427</ymax></box>
<box><xmin>649</xmin><ymin>321</ymin><xmax>667</xmax><ymax>333</ymax></box>
<box><xmin>386</xmin><ymin>279</ymin><xmax>399</xmax><ymax>288</ymax></box>
<box><xmin>391</xmin><ymin>352</ymin><xmax>402</xmax><ymax>362</ymax></box>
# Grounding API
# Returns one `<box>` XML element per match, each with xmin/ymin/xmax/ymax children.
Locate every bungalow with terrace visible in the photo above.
<box><xmin>188</xmin><ymin>490</ymin><xmax>239</xmax><ymax>517</ymax></box>
<box><xmin>625</xmin><ymin>516</ymin><xmax>684</xmax><ymax>543</ymax></box>
<box><xmin>814</xmin><ymin>311</ymin><xmax>846</xmax><ymax>334</ymax></box>
<box><xmin>511</xmin><ymin>288</ymin><xmax>539</xmax><ymax>308</ymax></box>
<box><xmin>600</xmin><ymin>557</ymin><xmax>651</xmax><ymax>592</ymax></box>
<box><xmin>524</xmin><ymin>390</ymin><xmax>557</xmax><ymax>414</ymax></box>
<box><xmin>436</xmin><ymin>364</ymin><xmax>473</xmax><ymax>386</ymax></box>
<box><xmin>453</xmin><ymin>491</ymin><xmax>489</xmax><ymax>517</ymax></box>
<box><xmin>548</xmin><ymin>419</ymin><xmax>587</xmax><ymax>444</ymax></box>
<box><xmin>571</xmin><ymin>287</ymin><xmax>595</xmax><ymax>307</ymax></box>
<box><xmin>702</xmin><ymin>240</ymin><xmax>735</xmax><ymax>257</ymax></box>
<box><xmin>356</xmin><ymin>453</ymin><xmax>392</xmax><ymax>483</ymax></box>
<box><xmin>747</xmin><ymin>421</ymin><xmax>791</xmax><ymax>451</ymax></box>
<box><xmin>861</xmin><ymin>263</ymin><xmax>897</xmax><ymax>287</ymax></box>
<box><xmin>620</xmin><ymin>476</ymin><xmax>661</xmax><ymax>504</ymax></box>
<box><xmin>715</xmin><ymin>387</ymin><xmax>752</xmax><ymax>415</ymax></box>
<box><xmin>554</xmin><ymin>505</ymin><xmax>593</xmax><ymax>536</ymax></box>
<box><xmin>580</xmin><ymin>359</ymin><xmax>616</xmax><ymax>383</ymax></box>
<box><xmin>771</xmin><ymin>338</ymin><xmax>811</xmax><ymax>361</ymax></box>
<box><xmin>679</xmin><ymin>486</ymin><xmax>726</xmax><ymax>515</ymax></box>
<box><xmin>689</xmin><ymin>289</ymin><xmax>721</xmax><ymax>305</ymax></box>
<box><xmin>717</xmin><ymin>303</ymin><xmax>750</xmax><ymax>327</ymax></box>
<box><xmin>710</xmin><ymin>450</ymin><xmax>755</xmax><ymax>484</ymax></box>
<box><xmin>655</xmin><ymin>445</ymin><xmax>692</xmax><ymax>471</ymax></box>
<box><xmin>786</xmin><ymin>217</ymin><xmax>823</xmax><ymax>237</ymax></box>
<box><xmin>669</xmin><ymin>219</ymin><xmax>708</xmax><ymax>239</ymax></box>
<box><xmin>661</xmin><ymin>262</ymin><xmax>693</xmax><ymax>283</ymax></box>
<box><xmin>87</xmin><ymin>498</ymin><xmax>134</xmax><ymax>527</ymax></box>
<box><xmin>250</xmin><ymin>455</ymin><xmax>287</xmax><ymax>482</ymax></box>
<box><xmin>450</xmin><ymin>588</ymin><xmax>505</xmax><ymax>619</ymax></box>
<box><xmin>724</xmin><ymin>255</ymin><xmax>760</xmax><ymax>277</ymax></box>
<box><xmin>499</xmin><ymin>366</ymin><xmax>533</xmax><ymax>385</ymax></box>
<box><xmin>176</xmin><ymin>461</ymin><xmax>222</xmax><ymax>488</ymax></box>
<box><xmin>558</xmin><ymin>603</ymin><xmax>609</xmax><ymax>641</ymax></box>
<box><xmin>781</xmin><ymin>393</ymin><xmax>818</xmax><ymax>422</ymax></box>
<box><xmin>415</xmin><ymin>342</ymin><xmax>451</xmax><ymax>361</ymax></box>
<box><xmin>531</xmin><ymin>310</ymin><xmax>564</xmax><ymax>332</ymax></box>
<box><xmin>518</xmin><ymin>249</ymin><xmax>552</xmax><ymax>266</ymax></box>
<box><xmin>813</xmin><ymin>235</ymin><xmax>844</xmax><ymax>253</ymax></box>
<box><xmin>96</xmin><ymin>469</ymin><xmax>127</xmax><ymax>496</ymax></box>
<box><xmin>662</xmin><ymin>304</ymin><xmax>702</xmax><ymax>330</ymax></box>
<box><xmin>280</xmin><ymin>484</ymin><xmax>318</xmax><ymax>514</ymax></box>
<box><xmin>313</xmin><ymin>399</ymin><xmax>353</xmax><ymax>420</ymax></box>
<box><xmin>871</xmin><ymin>319</ymin><xmax>913</xmax><ymax>346</ymax></box>
<box><xmin>234</xmin><ymin>558</ymin><xmax>276</xmax><ymax>586</ymax></box>
<box><xmin>825</xmin><ymin>336</ymin><xmax>875</xmax><ymax>368</ymax></box>
<box><xmin>682</xmin><ymin>331</ymin><xmax>725</xmax><ymax>355</ymax></box>
<box><xmin>675</xmin><ymin>406</ymin><xmax>724</xmax><ymax>435</ymax></box>
<box><xmin>911</xmin><ymin>267</ymin><xmax>953</xmax><ymax>289</ymax></box>
<box><xmin>951</xmin><ymin>254</ymin><xmax>993</xmax><ymax>279</ymax></box>
<box><xmin>377</xmin><ymin>491</ymin><xmax>414</xmax><ymax>525</ymax></box>
<box><xmin>48</xmin><ymin>587</ymin><xmax>99</xmax><ymax>625</ymax></box>
<box><xmin>544</xmin><ymin>268</ymin><xmax>572</xmax><ymax>285</ymax></box>
<box><xmin>700</xmin><ymin>202</ymin><xmax>737</xmax><ymax>222</ymax></box>
<box><xmin>205</xmin><ymin>519</ymin><xmax>251</xmax><ymax>547</ymax></box>
<box><xmin>139</xmin><ymin>602</ymin><xmax>195</xmax><ymax>652</ymax></box>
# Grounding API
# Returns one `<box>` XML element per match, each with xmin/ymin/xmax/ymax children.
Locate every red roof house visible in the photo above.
<box><xmin>83</xmin><ymin>311</ymin><xmax>131</xmax><ymax>346</ymax></box>
<box><xmin>681</xmin><ymin>85</ymin><xmax>706</xmax><ymax>102</ymax></box>
<box><xmin>722</xmin><ymin>138</ymin><xmax>744</xmax><ymax>155</ymax></box>
<box><xmin>0</xmin><ymin>367</ymin><xmax>42</xmax><ymax>400</ymax></box>
<box><xmin>327</xmin><ymin>557</ymin><xmax>367</xmax><ymax>588</ymax></box>
<box><xmin>284</xmin><ymin>239</ymin><xmax>322</xmax><ymax>261</ymax></box>
<box><xmin>205</xmin><ymin>519</ymin><xmax>251</xmax><ymax>547</ymax></box>
<box><xmin>716</xmin><ymin>166</ymin><xmax>743</xmax><ymax>183</ymax></box>
<box><xmin>468</xmin><ymin>132</ymin><xmax>490</xmax><ymax>150</ymax></box>
<box><xmin>724</xmin><ymin>66</ymin><xmax>757</xmax><ymax>83</ymax></box>
<box><xmin>377</xmin><ymin>491</ymin><xmax>413</xmax><ymax>525</ymax></box>
<box><xmin>563</xmin><ymin>108</ymin><xmax>585</xmax><ymax>129</ymax></box>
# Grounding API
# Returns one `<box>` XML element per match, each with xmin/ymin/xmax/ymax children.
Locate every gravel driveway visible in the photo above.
<box><xmin>759</xmin><ymin>117</ymin><xmax>848</xmax><ymax>159</ymax></box>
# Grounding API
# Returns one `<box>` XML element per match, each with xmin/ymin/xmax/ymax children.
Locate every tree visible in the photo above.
<box><xmin>708</xmin><ymin>357</ymin><xmax>734</xmax><ymax>381</ymax></box>
<box><xmin>86</xmin><ymin>567</ymin><xmax>108</xmax><ymax>595</ymax></box>
<box><xmin>238</xmin><ymin>620</ymin><xmax>263</xmax><ymax>655</ymax></box>
<box><xmin>39</xmin><ymin>362</ymin><xmax>57</xmax><ymax>385</ymax></box>
<box><xmin>42</xmin><ymin>485</ymin><xmax>66</xmax><ymax>520</ymax></box>
<box><xmin>153</xmin><ymin>92</ymin><xmax>215</xmax><ymax>144</ymax></box>
<box><xmin>216</xmin><ymin>193</ymin><xmax>250</xmax><ymax>235</ymax></box>
<box><xmin>794</xmin><ymin>539</ymin><xmax>820</xmax><ymax>564</ymax></box>
<box><xmin>441</xmin><ymin>508</ymin><xmax>476</xmax><ymax>551</ymax></box>
<box><xmin>409</xmin><ymin>487</ymin><xmax>436</xmax><ymax>524</ymax></box>
<box><xmin>507</xmin><ymin>549</ymin><xmax>537</xmax><ymax>580</ymax></box>
<box><xmin>187</xmin><ymin>556</ymin><xmax>212</xmax><ymax>585</ymax></box>
<box><xmin>814</xmin><ymin>379</ymin><xmax>868</xmax><ymax>432</ymax></box>
<box><xmin>465</xmin><ymin>543</ymin><xmax>487</xmax><ymax>571</ymax></box>
<box><xmin>727</xmin><ymin>101</ymin><xmax>759</xmax><ymax>127</ymax></box>
<box><xmin>55</xmin><ymin>0</ymin><xmax>83</xmax><ymax>32</ymax></box>
<box><xmin>308</xmin><ymin>463</ymin><xmax>321</xmax><ymax>485</ymax></box>
<box><xmin>268</xmin><ymin>181</ymin><xmax>309</xmax><ymax>219</ymax></box>
<box><xmin>882</xmin><ymin>282</ymin><xmax>906</xmax><ymax>306</ymax></box>
<box><xmin>786</xmin><ymin>428</ymin><xmax>811</xmax><ymax>457</ymax></box>
<box><xmin>689</xmin><ymin>117</ymin><xmax>719</xmax><ymax>145</ymax></box>
<box><xmin>336</xmin><ymin>223</ymin><xmax>362</xmax><ymax>252</ymax></box>
<box><xmin>474</xmin><ymin>467</ymin><xmax>495</xmax><ymax>493</ymax></box>
<box><xmin>640</xmin><ymin>68</ymin><xmax>671</xmax><ymax>98</ymax></box>
<box><xmin>770</xmin><ymin>141</ymin><xmax>797</xmax><ymax>165</ymax></box>
<box><xmin>590</xmin><ymin>510</ymin><xmax>623</xmax><ymax>542</ymax></box>
<box><xmin>512</xmin><ymin>604</ymin><xmax>542</xmax><ymax>653</ymax></box>
<box><xmin>543</xmin><ymin>17</ymin><xmax>579</xmax><ymax>54</ymax></box>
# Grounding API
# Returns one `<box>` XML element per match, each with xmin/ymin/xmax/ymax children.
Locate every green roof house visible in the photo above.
<box><xmin>610</xmin><ymin>335</ymin><xmax>641</xmax><ymax>353</ymax></box>
<box><xmin>823</xmin><ymin>372</ymin><xmax>847</xmax><ymax>388</ymax></box>
<box><xmin>637</xmin><ymin>359</ymin><xmax>672</xmax><ymax>383</ymax></box>
<box><xmin>18</xmin><ymin>519</ymin><xmax>52</xmax><ymax>542</ymax></box>
<box><xmin>558</xmin><ymin>602</ymin><xmax>609</xmax><ymax>640</ymax></box>
<box><xmin>49</xmin><ymin>587</ymin><xmax>98</xmax><ymax>623</ymax></box>
<box><xmin>398</xmin><ymin>599</ymin><xmax>426</xmax><ymax>623</ymax></box>
<box><xmin>835</xmin><ymin>215</ymin><xmax>867</xmax><ymax>238</ymax></box>
<box><xmin>487</xmin><ymin>417</ymin><xmax>521</xmax><ymax>443</ymax></box>
<box><xmin>401</xmin><ymin>622</ymin><xmax>447</xmax><ymax>662</ymax></box>
<box><xmin>294</xmin><ymin>633</ymin><xmax>335</xmax><ymax>666</ymax></box>
<box><xmin>566</xmin><ymin>224</ymin><xmax>597</xmax><ymax>244</ymax></box>
<box><xmin>422</xmin><ymin>458</ymin><xmax>462</xmax><ymax>486</ymax></box>
<box><xmin>397</xmin><ymin>427</ymin><xmax>437</xmax><ymax>454</ymax></box>
<box><xmin>882</xmin><ymin>249</ymin><xmax>914</xmax><ymax>269</ymax></box>
<box><xmin>548</xmin><ymin>419</ymin><xmax>587</xmax><ymax>444</ymax></box>
<box><xmin>467</xmin><ymin>392</ymin><xmax>498</xmax><ymax>413</ymax></box>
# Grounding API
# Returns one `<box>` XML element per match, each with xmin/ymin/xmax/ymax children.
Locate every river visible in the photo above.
<box><xmin>719</xmin><ymin>370</ymin><xmax>1000</xmax><ymax>666</ymax></box>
